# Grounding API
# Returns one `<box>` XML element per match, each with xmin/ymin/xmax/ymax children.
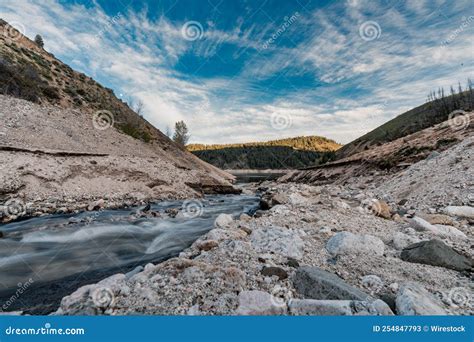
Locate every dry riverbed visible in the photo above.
<box><xmin>55</xmin><ymin>163</ymin><xmax>473</xmax><ymax>315</ymax></box>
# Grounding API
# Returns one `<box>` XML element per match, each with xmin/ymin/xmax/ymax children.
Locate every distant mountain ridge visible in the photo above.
<box><xmin>188</xmin><ymin>136</ymin><xmax>341</xmax><ymax>170</ymax></box>
<box><xmin>188</xmin><ymin>136</ymin><xmax>341</xmax><ymax>152</ymax></box>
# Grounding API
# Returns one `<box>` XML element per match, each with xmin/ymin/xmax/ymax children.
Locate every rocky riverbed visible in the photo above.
<box><xmin>53</xmin><ymin>137</ymin><xmax>473</xmax><ymax>316</ymax></box>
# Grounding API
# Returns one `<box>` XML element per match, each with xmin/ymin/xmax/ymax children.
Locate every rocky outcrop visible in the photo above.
<box><xmin>0</xmin><ymin>95</ymin><xmax>238</xmax><ymax>222</ymax></box>
<box><xmin>396</xmin><ymin>282</ymin><xmax>447</xmax><ymax>315</ymax></box>
<box><xmin>326</xmin><ymin>232</ymin><xmax>385</xmax><ymax>257</ymax></box>
<box><xmin>401</xmin><ymin>240</ymin><xmax>472</xmax><ymax>272</ymax></box>
<box><xmin>293</xmin><ymin>267</ymin><xmax>371</xmax><ymax>301</ymax></box>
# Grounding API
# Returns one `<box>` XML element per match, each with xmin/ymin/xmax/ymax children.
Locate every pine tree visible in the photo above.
<box><xmin>172</xmin><ymin>121</ymin><xmax>190</xmax><ymax>146</ymax></box>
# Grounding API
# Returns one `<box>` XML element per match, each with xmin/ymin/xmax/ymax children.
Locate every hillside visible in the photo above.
<box><xmin>281</xmin><ymin>111</ymin><xmax>474</xmax><ymax>184</ymax></box>
<box><xmin>337</xmin><ymin>88</ymin><xmax>474</xmax><ymax>159</ymax></box>
<box><xmin>188</xmin><ymin>136</ymin><xmax>341</xmax><ymax>152</ymax></box>
<box><xmin>0</xmin><ymin>19</ymin><xmax>237</xmax><ymax>222</ymax></box>
<box><xmin>188</xmin><ymin>136</ymin><xmax>341</xmax><ymax>169</ymax></box>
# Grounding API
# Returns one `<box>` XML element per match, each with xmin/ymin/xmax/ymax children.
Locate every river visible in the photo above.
<box><xmin>0</xmin><ymin>194</ymin><xmax>260</xmax><ymax>314</ymax></box>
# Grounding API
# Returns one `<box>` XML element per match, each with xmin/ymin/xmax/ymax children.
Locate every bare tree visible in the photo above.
<box><xmin>134</xmin><ymin>100</ymin><xmax>144</xmax><ymax>116</ymax></box>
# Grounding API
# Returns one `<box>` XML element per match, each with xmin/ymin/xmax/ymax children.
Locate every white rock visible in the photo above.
<box><xmin>337</xmin><ymin>201</ymin><xmax>351</xmax><ymax>210</ymax></box>
<box><xmin>236</xmin><ymin>290</ymin><xmax>286</xmax><ymax>315</ymax></box>
<box><xmin>251</xmin><ymin>226</ymin><xmax>304</xmax><ymax>259</ymax></box>
<box><xmin>214</xmin><ymin>214</ymin><xmax>234</xmax><ymax>228</ymax></box>
<box><xmin>391</xmin><ymin>232</ymin><xmax>421</xmax><ymax>250</ymax></box>
<box><xmin>396</xmin><ymin>282</ymin><xmax>447</xmax><ymax>315</ymax></box>
<box><xmin>410</xmin><ymin>216</ymin><xmax>436</xmax><ymax>231</ymax></box>
<box><xmin>444</xmin><ymin>206</ymin><xmax>474</xmax><ymax>219</ymax></box>
<box><xmin>239</xmin><ymin>213</ymin><xmax>251</xmax><ymax>222</ymax></box>
<box><xmin>410</xmin><ymin>216</ymin><xmax>467</xmax><ymax>239</ymax></box>
<box><xmin>269</xmin><ymin>204</ymin><xmax>290</xmax><ymax>214</ymax></box>
<box><xmin>288</xmin><ymin>193</ymin><xmax>307</xmax><ymax>206</ymax></box>
<box><xmin>433</xmin><ymin>224</ymin><xmax>467</xmax><ymax>239</ymax></box>
<box><xmin>326</xmin><ymin>231</ymin><xmax>385</xmax><ymax>256</ymax></box>
<box><xmin>288</xmin><ymin>299</ymin><xmax>393</xmax><ymax>315</ymax></box>
<box><xmin>206</xmin><ymin>228</ymin><xmax>246</xmax><ymax>242</ymax></box>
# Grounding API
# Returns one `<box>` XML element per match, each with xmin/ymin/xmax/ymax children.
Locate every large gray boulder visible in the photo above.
<box><xmin>293</xmin><ymin>266</ymin><xmax>370</xmax><ymax>301</ymax></box>
<box><xmin>326</xmin><ymin>231</ymin><xmax>385</xmax><ymax>257</ymax></box>
<box><xmin>401</xmin><ymin>239</ymin><xmax>472</xmax><ymax>272</ymax></box>
<box><xmin>289</xmin><ymin>299</ymin><xmax>393</xmax><ymax>315</ymax></box>
<box><xmin>396</xmin><ymin>282</ymin><xmax>447</xmax><ymax>315</ymax></box>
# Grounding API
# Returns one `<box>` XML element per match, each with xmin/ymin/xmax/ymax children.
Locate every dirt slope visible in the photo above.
<box><xmin>0</xmin><ymin>20</ymin><xmax>237</xmax><ymax>222</ymax></box>
<box><xmin>281</xmin><ymin>112</ymin><xmax>474</xmax><ymax>185</ymax></box>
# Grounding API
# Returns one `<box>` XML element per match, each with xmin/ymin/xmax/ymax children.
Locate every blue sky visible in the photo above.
<box><xmin>1</xmin><ymin>0</ymin><xmax>473</xmax><ymax>143</ymax></box>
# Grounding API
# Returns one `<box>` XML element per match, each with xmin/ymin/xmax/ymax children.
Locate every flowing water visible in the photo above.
<box><xmin>0</xmin><ymin>194</ymin><xmax>260</xmax><ymax>314</ymax></box>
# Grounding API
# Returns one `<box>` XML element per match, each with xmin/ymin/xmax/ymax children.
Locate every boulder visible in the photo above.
<box><xmin>410</xmin><ymin>216</ymin><xmax>466</xmax><ymax>239</ymax></box>
<box><xmin>261</xmin><ymin>266</ymin><xmax>288</xmax><ymax>280</ymax></box>
<box><xmin>235</xmin><ymin>290</ymin><xmax>286</xmax><ymax>315</ymax></box>
<box><xmin>401</xmin><ymin>239</ymin><xmax>472</xmax><ymax>272</ymax></box>
<box><xmin>432</xmin><ymin>224</ymin><xmax>466</xmax><ymax>239</ymax></box>
<box><xmin>87</xmin><ymin>198</ymin><xmax>105</xmax><ymax>211</ymax></box>
<box><xmin>239</xmin><ymin>213</ymin><xmax>251</xmax><ymax>222</ymax></box>
<box><xmin>391</xmin><ymin>232</ymin><xmax>420</xmax><ymax>250</ymax></box>
<box><xmin>251</xmin><ymin>226</ymin><xmax>304</xmax><ymax>259</ymax></box>
<box><xmin>214</xmin><ymin>214</ymin><xmax>234</xmax><ymax>228</ymax></box>
<box><xmin>196</xmin><ymin>239</ymin><xmax>218</xmax><ymax>251</ymax></box>
<box><xmin>293</xmin><ymin>266</ymin><xmax>370</xmax><ymax>301</ymax></box>
<box><xmin>444</xmin><ymin>206</ymin><xmax>474</xmax><ymax>219</ymax></box>
<box><xmin>288</xmin><ymin>298</ymin><xmax>393</xmax><ymax>315</ymax></box>
<box><xmin>418</xmin><ymin>213</ymin><xmax>455</xmax><ymax>226</ymax></box>
<box><xmin>396</xmin><ymin>282</ymin><xmax>447</xmax><ymax>315</ymax></box>
<box><xmin>326</xmin><ymin>231</ymin><xmax>385</xmax><ymax>257</ymax></box>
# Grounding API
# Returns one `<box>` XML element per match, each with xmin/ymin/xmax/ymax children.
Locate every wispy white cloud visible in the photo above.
<box><xmin>0</xmin><ymin>0</ymin><xmax>472</xmax><ymax>144</ymax></box>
